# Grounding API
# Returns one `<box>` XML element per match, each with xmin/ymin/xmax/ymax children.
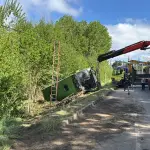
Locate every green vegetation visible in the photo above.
<box><xmin>0</xmin><ymin>0</ymin><xmax>113</xmax><ymax>148</ymax></box>
<box><xmin>112</xmin><ymin>73</ymin><xmax>124</xmax><ymax>82</ymax></box>
<box><xmin>144</xmin><ymin>66</ymin><xmax>150</xmax><ymax>74</ymax></box>
<box><xmin>111</xmin><ymin>60</ymin><xmax>127</xmax><ymax>82</ymax></box>
<box><xmin>0</xmin><ymin>117</ymin><xmax>22</xmax><ymax>150</ymax></box>
<box><xmin>0</xmin><ymin>1</ymin><xmax>112</xmax><ymax>118</ymax></box>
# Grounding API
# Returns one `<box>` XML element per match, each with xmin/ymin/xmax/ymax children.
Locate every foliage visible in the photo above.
<box><xmin>144</xmin><ymin>66</ymin><xmax>150</xmax><ymax>74</ymax></box>
<box><xmin>0</xmin><ymin>28</ymin><xmax>26</xmax><ymax>117</ymax></box>
<box><xmin>0</xmin><ymin>1</ymin><xmax>112</xmax><ymax>119</ymax></box>
<box><xmin>112</xmin><ymin>73</ymin><xmax>124</xmax><ymax>82</ymax></box>
<box><xmin>0</xmin><ymin>0</ymin><xmax>25</xmax><ymax>30</ymax></box>
<box><xmin>0</xmin><ymin>117</ymin><xmax>22</xmax><ymax>149</ymax></box>
<box><xmin>100</xmin><ymin>61</ymin><xmax>113</xmax><ymax>85</ymax></box>
<box><xmin>112</xmin><ymin>61</ymin><xmax>123</xmax><ymax>68</ymax></box>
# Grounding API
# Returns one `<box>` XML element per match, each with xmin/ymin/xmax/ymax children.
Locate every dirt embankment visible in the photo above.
<box><xmin>12</xmin><ymin>89</ymin><xmax>144</xmax><ymax>150</ymax></box>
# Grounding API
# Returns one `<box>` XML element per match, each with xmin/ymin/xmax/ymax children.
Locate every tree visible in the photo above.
<box><xmin>0</xmin><ymin>0</ymin><xmax>25</xmax><ymax>29</ymax></box>
<box><xmin>112</xmin><ymin>61</ymin><xmax>122</xmax><ymax>68</ymax></box>
<box><xmin>0</xmin><ymin>12</ymin><xmax>113</xmax><ymax>117</ymax></box>
<box><xmin>85</xmin><ymin>21</ymin><xmax>111</xmax><ymax>56</ymax></box>
<box><xmin>0</xmin><ymin>28</ymin><xmax>25</xmax><ymax>117</ymax></box>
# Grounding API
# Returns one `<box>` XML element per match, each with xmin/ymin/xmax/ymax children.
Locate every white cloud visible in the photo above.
<box><xmin>106</xmin><ymin>19</ymin><xmax>150</xmax><ymax>62</ymax></box>
<box><xmin>4</xmin><ymin>12</ymin><xmax>17</xmax><ymax>27</ymax></box>
<box><xmin>48</xmin><ymin>0</ymin><xmax>82</xmax><ymax>16</ymax></box>
<box><xmin>18</xmin><ymin>0</ymin><xmax>82</xmax><ymax>20</ymax></box>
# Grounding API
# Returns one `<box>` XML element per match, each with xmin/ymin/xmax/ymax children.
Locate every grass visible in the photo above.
<box><xmin>0</xmin><ymin>114</ymin><xmax>63</xmax><ymax>149</ymax></box>
<box><xmin>101</xmin><ymin>79</ymin><xmax>112</xmax><ymax>86</ymax></box>
<box><xmin>0</xmin><ymin>117</ymin><xmax>22</xmax><ymax>150</ymax></box>
<box><xmin>0</xmin><ymin>82</ymin><xmax>113</xmax><ymax>149</ymax></box>
<box><xmin>39</xmin><ymin>117</ymin><xmax>62</xmax><ymax>134</ymax></box>
<box><xmin>56</xmin><ymin>110</ymin><xmax>70</xmax><ymax>116</ymax></box>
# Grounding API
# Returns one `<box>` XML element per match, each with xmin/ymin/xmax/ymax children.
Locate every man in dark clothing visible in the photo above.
<box><xmin>141</xmin><ymin>78</ymin><xmax>146</xmax><ymax>90</ymax></box>
<box><xmin>124</xmin><ymin>73</ymin><xmax>130</xmax><ymax>95</ymax></box>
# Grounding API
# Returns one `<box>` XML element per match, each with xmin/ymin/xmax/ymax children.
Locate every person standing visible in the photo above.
<box><xmin>124</xmin><ymin>73</ymin><xmax>130</xmax><ymax>95</ymax></box>
<box><xmin>141</xmin><ymin>78</ymin><xmax>146</xmax><ymax>90</ymax></box>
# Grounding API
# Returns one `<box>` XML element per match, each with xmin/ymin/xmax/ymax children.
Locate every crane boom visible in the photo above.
<box><xmin>97</xmin><ymin>41</ymin><xmax>150</xmax><ymax>62</ymax></box>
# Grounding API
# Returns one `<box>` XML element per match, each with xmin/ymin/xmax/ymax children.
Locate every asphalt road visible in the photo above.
<box><xmin>94</xmin><ymin>87</ymin><xmax>150</xmax><ymax>150</ymax></box>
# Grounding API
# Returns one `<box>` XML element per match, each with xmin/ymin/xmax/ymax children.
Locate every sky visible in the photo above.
<box><xmin>1</xmin><ymin>0</ymin><xmax>150</xmax><ymax>62</ymax></box>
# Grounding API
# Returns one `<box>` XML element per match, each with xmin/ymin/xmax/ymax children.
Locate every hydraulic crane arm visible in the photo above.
<box><xmin>97</xmin><ymin>41</ymin><xmax>150</xmax><ymax>62</ymax></box>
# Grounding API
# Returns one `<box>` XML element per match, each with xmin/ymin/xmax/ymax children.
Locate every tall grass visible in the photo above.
<box><xmin>0</xmin><ymin>117</ymin><xmax>22</xmax><ymax>149</ymax></box>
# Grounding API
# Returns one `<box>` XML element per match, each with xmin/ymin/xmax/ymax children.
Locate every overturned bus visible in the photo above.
<box><xmin>42</xmin><ymin>68</ymin><xmax>99</xmax><ymax>101</ymax></box>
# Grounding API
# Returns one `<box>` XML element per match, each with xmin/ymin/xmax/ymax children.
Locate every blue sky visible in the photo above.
<box><xmin>17</xmin><ymin>0</ymin><xmax>150</xmax><ymax>25</ymax></box>
<box><xmin>1</xmin><ymin>0</ymin><xmax>150</xmax><ymax>61</ymax></box>
<box><xmin>80</xmin><ymin>0</ymin><xmax>150</xmax><ymax>25</ymax></box>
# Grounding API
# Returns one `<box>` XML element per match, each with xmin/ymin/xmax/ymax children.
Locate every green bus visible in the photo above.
<box><xmin>42</xmin><ymin>68</ymin><xmax>99</xmax><ymax>101</ymax></box>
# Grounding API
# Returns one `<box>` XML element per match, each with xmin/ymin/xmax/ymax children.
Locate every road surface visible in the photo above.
<box><xmin>93</xmin><ymin>87</ymin><xmax>150</xmax><ymax>150</ymax></box>
<box><xmin>13</xmin><ymin>87</ymin><xmax>150</xmax><ymax>150</ymax></box>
